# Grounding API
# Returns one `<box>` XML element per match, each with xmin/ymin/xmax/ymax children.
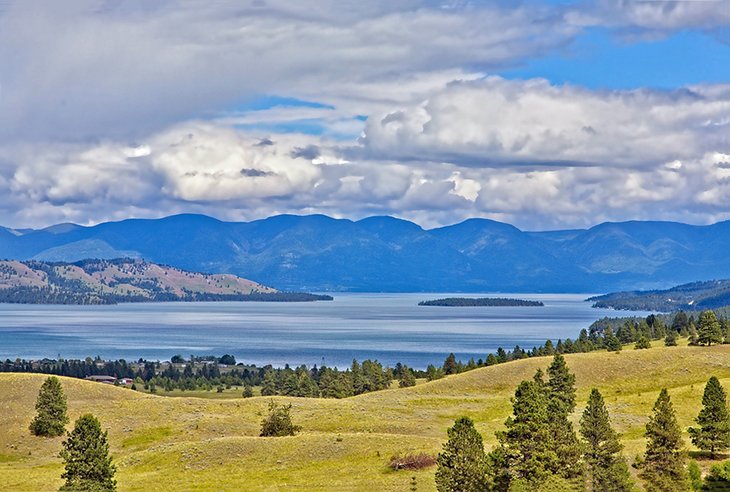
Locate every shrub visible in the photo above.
<box><xmin>388</xmin><ymin>453</ymin><xmax>436</xmax><ymax>471</ymax></box>
<box><xmin>260</xmin><ymin>400</ymin><xmax>301</xmax><ymax>437</ymax></box>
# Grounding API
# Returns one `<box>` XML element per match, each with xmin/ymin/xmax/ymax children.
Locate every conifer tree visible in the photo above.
<box><xmin>546</xmin><ymin>354</ymin><xmax>583</xmax><ymax>479</ymax></box>
<box><xmin>698</xmin><ymin>311</ymin><xmax>723</xmax><ymax>346</ymax></box>
<box><xmin>29</xmin><ymin>376</ymin><xmax>69</xmax><ymax>437</ymax></box>
<box><xmin>435</xmin><ymin>416</ymin><xmax>487</xmax><ymax>492</ymax></box>
<box><xmin>640</xmin><ymin>389</ymin><xmax>689</xmax><ymax>491</ymax></box>
<box><xmin>399</xmin><ymin>366</ymin><xmax>416</xmax><ymax>388</ymax></box>
<box><xmin>496</xmin><ymin>380</ymin><xmax>554</xmax><ymax>485</ymax></box>
<box><xmin>59</xmin><ymin>414</ymin><xmax>116</xmax><ymax>491</ymax></box>
<box><xmin>688</xmin><ymin>376</ymin><xmax>730</xmax><ymax>457</ymax></box>
<box><xmin>635</xmin><ymin>335</ymin><xmax>651</xmax><ymax>349</ymax></box>
<box><xmin>443</xmin><ymin>353</ymin><xmax>458</xmax><ymax>375</ymax></box>
<box><xmin>665</xmin><ymin>329</ymin><xmax>678</xmax><ymax>346</ymax></box>
<box><xmin>579</xmin><ymin>389</ymin><xmax>633</xmax><ymax>491</ymax></box>
<box><xmin>604</xmin><ymin>327</ymin><xmax>622</xmax><ymax>352</ymax></box>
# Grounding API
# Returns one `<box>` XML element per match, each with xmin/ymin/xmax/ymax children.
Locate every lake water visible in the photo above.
<box><xmin>0</xmin><ymin>293</ymin><xmax>648</xmax><ymax>369</ymax></box>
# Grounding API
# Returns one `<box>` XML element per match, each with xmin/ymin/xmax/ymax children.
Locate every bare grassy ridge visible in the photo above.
<box><xmin>2</xmin><ymin>342</ymin><xmax>730</xmax><ymax>490</ymax></box>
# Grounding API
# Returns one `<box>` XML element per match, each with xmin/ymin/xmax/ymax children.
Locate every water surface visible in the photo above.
<box><xmin>0</xmin><ymin>293</ymin><xmax>647</xmax><ymax>368</ymax></box>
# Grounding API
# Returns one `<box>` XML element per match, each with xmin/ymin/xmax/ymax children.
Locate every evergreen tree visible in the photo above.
<box><xmin>698</xmin><ymin>310</ymin><xmax>724</xmax><ymax>346</ymax></box>
<box><xmin>435</xmin><ymin>416</ymin><xmax>487</xmax><ymax>492</ymax></box>
<box><xmin>604</xmin><ymin>327</ymin><xmax>622</xmax><ymax>352</ymax></box>
<box><xmin>443</xmin><ymin>353</ymin><xmax>458</xmax><ymax>375</ymax></box>
<box><xmin>242</xmin><ymin>384</ymin><xmax>253</xmax><ymax>398</ymax></box>
<box><xmin>496</xmin><ymin>380</ymin><xmax>554</xmax><ymax>485</ymax></box>
<box><xmin>399</xmin><ymin>366</ymin><xmax>416</xmax><ymax>388</ymax></box>
<box><xmin>665</xmin><ymin>329</ymin><xmax>678</xmax><ymax>346</ymax></box>
<box><xmin>672</xmin><ymin>311</ymin><xmax>690</xmax><ymax>334</ymax></box>
<box><xmin>635</xmin><ymin>335</ymin><xmax>651</xmax><ymax>349</ymax></box>
<box><xmin>260</xmin><ymin>370</ymin><xmax>277</xmax><ymax>396</ymax></box>
<box><xmin>59</xmin><ymin>414</ymin><xmax>116</xmax><ymax>491</ymax></box>
<box><xmin>29</xmin><ymin>376</ymin><xmax>69</xmax><ymax>437</ymax></box>
<box><xmin>688</xmin><ymin>376</ymin><xmax>730</xmax><ymax>457</ymax></box>
<box><xmin>545</xmin><ymin>354</ymin><xmax>583</xmax><ymax>479</ymax></box>
<box><xmin>579</xmin><ymin>389</ymin><xmax>633</xmax><ymax>491</ymax></box>
<box><xmin>640</xmin><ymin>389</ymin><xmax>689</xmax><ymax>491</ymax></box>
<box><xmin>260</xmin><ymin>400</ymin><xmax>301</xmax><ymax>437</ymax></box>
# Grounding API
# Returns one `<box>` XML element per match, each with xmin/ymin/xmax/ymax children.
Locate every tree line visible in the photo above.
<box><xmin>436</xmin><ymin>354</ymin><xmax>730</xmax><ymax>491</ymax></box>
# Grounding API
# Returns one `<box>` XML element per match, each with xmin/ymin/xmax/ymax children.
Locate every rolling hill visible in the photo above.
<box><xmin>0</xmin><ymin>258</ymin><xmax>329</xmax><ymax>304</ymax></box>
<box><xmin>3</xmin><ymin>214</ymin><xmax>730</xmax><ymax>291</ymax></box>
<box><xmin>2</xmin><ymin>343</ymin><xmax>730</xmax><ymax>490</ymax></box>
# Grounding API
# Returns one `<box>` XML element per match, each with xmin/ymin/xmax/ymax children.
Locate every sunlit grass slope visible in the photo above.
<box><xmin>3</xmin><ymin>342</ymin><xmax>730</xmax><ymax>490</ymax></box>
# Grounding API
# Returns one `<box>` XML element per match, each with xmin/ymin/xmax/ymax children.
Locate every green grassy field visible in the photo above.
<box><xmin>3</xmin><ymin>342</ymin><xmax>730</xmax><ymax>490</ymax></box>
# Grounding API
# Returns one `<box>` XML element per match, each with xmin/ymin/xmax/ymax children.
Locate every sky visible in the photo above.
<box><xmin>0</xmin><ymin>0</ymin><xmax>728</xmax><ymax>230</ymax></box>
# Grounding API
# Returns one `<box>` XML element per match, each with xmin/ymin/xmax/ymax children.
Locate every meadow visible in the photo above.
<box><xmin>2</xmin><ymin>340</ymin><xmax>730</xmax><ymax>490</ymax></box>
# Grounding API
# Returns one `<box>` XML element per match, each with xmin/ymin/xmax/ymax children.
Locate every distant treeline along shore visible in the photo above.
<box><xmin>418</xmin><ymin>297</ymin><xmax>544</xmax><ymax>307</ymax></box>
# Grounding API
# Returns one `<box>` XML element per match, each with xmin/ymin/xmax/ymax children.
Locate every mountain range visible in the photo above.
<box><xmin>2</xmin><ymin>214</ymin><xmax>730</xmax><ymax>292</ymax></box>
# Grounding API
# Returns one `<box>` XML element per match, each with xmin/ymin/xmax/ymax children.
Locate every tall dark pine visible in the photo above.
<box><xmin>496</xmin><ymin>379</ymin><xmax>553</xmax><ymax>485</ymax></box>
<box><xmin>698</xmin><ymin>311</ymin><xmax>723</xmax><ymax>346</ymax></box>
<box><xmin>435</xmin><ymin>416</ymin><xmax>487</xmax><ymax>492</ymax></box>
<box><xmin>29</xmin><ymin>376</ymin><xmax>69</xmax><ymax>437</ymax></box>
<box><xmin>443</xmin><ymin>353</ymin><xmax>458</xmax><ymax>375</ymax></box>
<box><xmin>546</xmin><ymin>354</ymin><xmax>583</xmax><ymax>479</ymax></box>
<box><xmin>640</xmin><ymin>389</ymin><xmax>689</xmax><ymax>491</ymax></box>
<box><xmin>688</xmin><ymin>376</ymin><xmax>730</xmax><ymax>457</ymax></box>
<box><xmin>580</xmin><ymin>388</ymin><xmax>633</xmax><ymax>491</ymax></box>
<box><xmin>59</xmin><ymin>414</ymin><xmax>116</xmax><ymax>491</ymax></box>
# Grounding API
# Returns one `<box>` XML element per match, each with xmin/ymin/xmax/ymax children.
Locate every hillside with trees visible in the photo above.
<box><xmin>0</xmin><ymin>258</ymin><xmax>331</xmax><ymax>304</ymax></box>
<box><xmin>7</xmin><ymin>341</ymin><xmax>730</xmax><ymax>489</ymax></box>
<box><xmin>588</xmin><ymin>278</ymin><xmax>730</xmax><ymax>312</ymax></box>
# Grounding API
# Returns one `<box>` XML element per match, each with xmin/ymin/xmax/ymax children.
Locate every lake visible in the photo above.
<box><xmin>0</xmin><ymin>293</ymin><xmax>648</xmax><ymax>369</ymax></box>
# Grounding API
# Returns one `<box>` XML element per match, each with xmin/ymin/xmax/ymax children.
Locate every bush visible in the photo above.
<box><xmin>260</xmin><ymin>401</ymin><xmax>301</xmax><ymax>437</ymax></box>
<box><xmin>388</xmin><ymin>453</ymin><xmax>436</xmax><ymax>470</ymax></box>
<box><xmin>635</xmin><ymin>336</ymin><xmax>651</xmax><ymax>350</ymax></box>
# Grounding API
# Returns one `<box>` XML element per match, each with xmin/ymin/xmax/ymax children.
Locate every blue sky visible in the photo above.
<box><xmin>0</xmin><ymin>0</ymin><xmax>728</xmax><ymax>230</ymax></box>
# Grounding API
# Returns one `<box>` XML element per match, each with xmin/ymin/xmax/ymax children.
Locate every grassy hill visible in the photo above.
<box><xmin>0</xmin><ymin>258</ymin><xmax>292</xmax><ymax>304</ymax></box>
<box><xmin>3</xmin><ymin>343</ymin><xmax>730</xmax><ymax>490</ymax></box>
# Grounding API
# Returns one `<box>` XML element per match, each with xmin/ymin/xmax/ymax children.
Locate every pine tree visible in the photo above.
<box><xmin>260</xmin><ymin>370</ymin><xmax>277</xmax><ymax>396</ymax></box>
<box><xmin>580</xmin><ymin>389</ymin><xmax>633</xmax><ymax>491</ymax></box>
<box><xmin>59</xmin><ymin>414</ymin><xmax>116</xmax><ymax>491</ymax></box>
<box><xmin>665</xmin><ymin>329</ymin><xmax>678</xmax><ymax>346</ymax></box>
<box><xmin>242</xmin><ymin>384</ymin><xmax>253</xmax><ymax>398</ymax></box>
<box><xmin>399</xmin><ymin>366</ymin><xmax>416</xmax><ymax>388</ymax></box>
<box><xmin>435</xmin><ymin>416</ymin><xmax>487</xmax><ymax>492</ymax></box>
<box><xmin>496</xmin><ymin>380</ymin><xmax>554</xmax><ymax>484</ymax></box>
<box><xmin>29</xmin><ymin>376</ymin><xmax>69</xmax><ymax>437</ymax></box>
<box><xmin>698</xmin><ymin>311</ymin><xmax>723</xmax><ymax>346</ymax></box>
<box><xmin>443</xmin><ymin>353</ymin><xmax>458</xmax><ymax>375</ymax></box>
<box><xmin>688</xmin><ymin>376</ymin><xmax>730</xmax><ymax>457</ymax></box>
<box><xmin>640</xmin><ymin>389</ymin><xmax>689</xmax><ymax>491</ymax></box>
<box><xmin>545</xmin><ymin>354</ymin><xmax>583</xmax><ymax>479</ymax></box>
<box><xmin>604</xmin><ymin>327</ymin><xmax>622</xmax><ymax>352</ymax></box>
<box><xmin>635</xmin><ymin>335</ymin><xmax>651</xmax><ymax>349</ymax></box>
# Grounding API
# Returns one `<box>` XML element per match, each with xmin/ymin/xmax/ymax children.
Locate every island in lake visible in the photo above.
<box><xmin>418</xmin><ymin>297</ymin><xmax>544</xmax><ymax>307</ymax></box>
<box><xmin>0</xmin><ymin>258</ymin><xmax>332</xmax><ymax>305</ymax></box>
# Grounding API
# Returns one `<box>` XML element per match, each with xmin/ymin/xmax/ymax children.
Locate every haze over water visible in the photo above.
<box><xmin>0</xmin><ymin>293</ymin><xmax>649</xmax><ymax>369</ymax></box>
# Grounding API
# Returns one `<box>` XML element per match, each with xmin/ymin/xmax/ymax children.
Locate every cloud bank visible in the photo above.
<box><xmin>0</xmin><ymin>0</ymin><xmax>728</xmax><ymax>230</ymax></box>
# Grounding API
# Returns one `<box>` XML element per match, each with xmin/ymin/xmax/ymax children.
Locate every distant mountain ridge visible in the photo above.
<box><xmin>2</xmin><ymin>214</ymin><xmax>730</xmax><ymax>292</ymax></box>
<box><xmin>0</xmin><ymin>258</ymin><xmax>330</xmax><ymax>304</ymax></box>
